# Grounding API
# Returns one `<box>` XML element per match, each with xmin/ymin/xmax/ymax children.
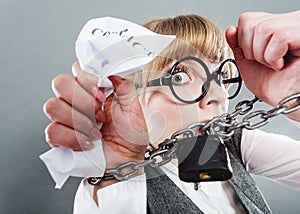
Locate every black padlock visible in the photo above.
<box><xmin>176</xmin><ymin>135</ymin><xmax>232</xmax><ymax>183</ymax></box>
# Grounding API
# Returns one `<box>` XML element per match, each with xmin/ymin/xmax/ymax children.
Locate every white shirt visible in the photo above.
<box><xmin>73</xmin><ymin>127</ymin><xmax>300</xmax><ymax>214</ymax></box>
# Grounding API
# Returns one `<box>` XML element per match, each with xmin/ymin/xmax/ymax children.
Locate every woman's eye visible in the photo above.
<box><xmin>171</xmin><ymin>72</ymin><xmax>190</xmax><ymax>85</ymax></box>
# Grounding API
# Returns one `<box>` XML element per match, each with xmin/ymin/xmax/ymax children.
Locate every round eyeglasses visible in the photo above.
<box><xmin>146</xmin><ymin>56</ymin><xmax>242</xmax><ymax>104</ymax></box>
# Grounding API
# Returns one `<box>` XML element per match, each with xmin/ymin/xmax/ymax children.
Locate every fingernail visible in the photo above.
<box><xmin>91</xmin><ymin>86</ymin><xmax>99</xmax><ymax>98</ymax></box>
<box><xmin>90</xmin><ymin>127</ymin><xmax>102</xmax><ymax>139</ymax></box>
<box><xmin>83</xmin><ymin>141</ymin><xmax>95</xmax><ymax>150</ymax></box>
<box><xmin>95</xmin><ymin>110</ymin><xmax>106</xmax><ymax>123</ymax></box>
<box><xmin>108</xmin><ymin>75</ymin><xmax>124</xmax><ymax>89</ymax></box>
<box><xmin>91</xmin><ymin>86</ymin><xmax>106</xmax><ymax>101</ymax></box>
<box><xmin>97</xmin><ymin>91</ymin><xmax>105</xmax><ymax>101</ymax></box>
<box><xmin>72</xmin><ymin>62</ymin><xmax>80</xmax><ymax>77</ymax></box>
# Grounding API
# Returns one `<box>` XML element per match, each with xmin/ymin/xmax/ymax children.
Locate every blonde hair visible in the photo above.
<box><xmin>129</xmin><ymin>14</ymin><xmax>233</xmax><ymax>95</ymax></box>
<box><xmin>144</xmin><ymin>14</ymin><xmax>232</xmax><ymax>60</ymax></box>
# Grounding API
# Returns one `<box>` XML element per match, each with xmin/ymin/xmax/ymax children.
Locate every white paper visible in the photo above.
<box><xmin>40</xmin><ymin>16</ymin><xmax>175</xmax><ymax>188</ymax></box>
<box><xmin>40</xmin><ymin>140</ymin><xmax>105</xmax><ymax>189</ymax></box>
<box><xmin>75</xmin><ymin>17</ymin><xmax>175</xmax><ymax>90</ymax></box>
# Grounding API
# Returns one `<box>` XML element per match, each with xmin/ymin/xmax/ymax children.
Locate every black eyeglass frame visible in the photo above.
<box><xmin>146</xmin><ymin>56</ymin><xmax>242</xmax><ymax>104</ymax></box>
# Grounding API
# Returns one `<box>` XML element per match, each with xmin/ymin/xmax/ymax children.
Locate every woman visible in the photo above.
<box><xmin>44</xmin><ymin>12</ymin><xmax>300</xmax><ymax>213</ymax></box>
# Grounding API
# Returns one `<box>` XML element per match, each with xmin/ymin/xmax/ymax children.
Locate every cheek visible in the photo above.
<box><xmin>142</xmin><ymin>90</ymin><xmax>222</xmax><ymax>144</ymax></box>
<box><xmin>143</xmin><ymin>99</ymin><xmax>203</xmax><ymax>144</ymax></box>
<box><xmin>143</xmin><ymin>94</ymin><xmax>184</xmax><ymax>144</ymax></box>
<box><xmin>147</xmin><ymin>111</ymin><xmax>168</xmax><ymax>143</ymax></box>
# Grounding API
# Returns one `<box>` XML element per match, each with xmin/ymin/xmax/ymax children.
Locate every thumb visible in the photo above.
<box><xmin>225</xmin><ymin>26</ymin><xmax>245</xmax><ymax>61</ymax></box>
<box><xmin>108</xmin><ymin>75</ymin><xmax>140</xmax><ymax>110</ymax></box>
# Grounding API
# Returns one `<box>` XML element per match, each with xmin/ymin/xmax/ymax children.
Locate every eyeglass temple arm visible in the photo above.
<box><xmin>135</xmin><ymin>78</ymin><xmax>164</xmax><ymax>89</ymax></box>
<box><xmin>222</xmin><ymin>77</ymin><xmax>241</xmax><ymax>84</ymax></box>
<box><xmin>146</xmin><ymin>76</ymin><xmax>169</xmax><ymax>87</ymax></box>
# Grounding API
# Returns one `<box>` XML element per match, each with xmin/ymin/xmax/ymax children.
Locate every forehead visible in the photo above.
<box><xmin>194</xmin><ymin>53</ymin><xmax>221</xmax><ymax>70</ymax></box>
<box><xmin>144</xmin><ymin>50</ymin><xmax>223</xmax><ymax>80</ymax></box>
<box><xmin>168</xmin><ymin>55</ymin><xmax>221</xmax><ymax>75</ymax></box>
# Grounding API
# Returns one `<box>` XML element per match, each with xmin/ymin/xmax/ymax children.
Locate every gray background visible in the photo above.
<box><xmin>0</xmin><ymin>0</ymin><xmax>300</xmax><ymax>213</ymax></box>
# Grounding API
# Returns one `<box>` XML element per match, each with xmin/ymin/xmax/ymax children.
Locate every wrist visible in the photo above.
<box><xmin>286</xmin><ymin>110</ymin><xmax>300</xmax><ymax>122</ymax></box>
<box><xmin>88</xmin><ymin>159</ymin><xmax>145</xmax><ymax>188</ymax></box>
<box><xmin>281</xmin><ymin>94</ymin><xmax>300</xmax><ymax>122</ymax></box>
<box><xmin>91</xmin><ymin>165</ymin><xmax>144</xmax><ymax>205</ymax></box>
<box><xmin>102</xmin><ymin>139</ymin><xmax>147</xmax><ymax>168</ymax></box>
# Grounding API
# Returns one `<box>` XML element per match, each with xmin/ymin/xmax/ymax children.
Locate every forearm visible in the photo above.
<box><xmin>241</xmin><ymin>129</ymin><xmax>300</xmax><ymax>190</ymax></box>
<box><xmin>285</xmin><ymin>96</ymin><xmax>300</xmax><ymax>122</ymax></box>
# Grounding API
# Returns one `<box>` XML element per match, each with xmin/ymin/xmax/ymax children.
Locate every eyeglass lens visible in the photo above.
<box><xmin>169</xmin><ymin>57</ymin><xmax>241</xmax><ymax>103</ymax></box>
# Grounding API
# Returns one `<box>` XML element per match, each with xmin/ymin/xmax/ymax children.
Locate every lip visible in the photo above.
<box><xmin>186</xmin><ymin>120</ymin><xmax>211</xmax><ymax>136</ymax></box>
<box><xmin>196</xmin><ymin>129</ymin><xmax>203</xmax><ymax>136</ymax></box>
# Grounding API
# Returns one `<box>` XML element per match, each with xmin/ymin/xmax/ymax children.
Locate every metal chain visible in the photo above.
<box><xmin>88</xmin><ymin>93</ymin><xmax>300</xmax><ymax>184</ymax></box>
<box><xmin>104</xmin><ymin>135</ymin><xmax>183</xmax><ymax>181</ymax></box>
<box><xmin>209</xmin><ymin>93</ymin><xmax>300</xmax><ymax>139</ymax></box>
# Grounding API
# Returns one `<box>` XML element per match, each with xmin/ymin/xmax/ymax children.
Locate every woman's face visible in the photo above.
<box><xmin>141</xmin><ymin>55</ymin><xmax>229</xmax><ymax>145</ymax></box>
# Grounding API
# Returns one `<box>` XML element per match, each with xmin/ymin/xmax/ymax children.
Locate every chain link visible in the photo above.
<box><xmin>88</xmin><ymin>93</ymin><xmax>300</xmax><ymax>184</ymax></box>
<box><xmin>208</xmin><ymin>93</ymin><xmax>300</xmax><ymax>136</ymax></box>
<box><xmin>277</xmin><ymin>93</ymin><xmax>300</xmax><ymax>114</ymax></box>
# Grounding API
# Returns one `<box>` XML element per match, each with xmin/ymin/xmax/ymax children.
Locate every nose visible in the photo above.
<box><xmin>198</xmin><ymin>80</ymin><xmax>228</xmax><ymax>109</ymax></box>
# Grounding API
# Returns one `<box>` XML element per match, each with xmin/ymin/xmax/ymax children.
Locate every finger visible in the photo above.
<box><xmin>225</xmin><ymin>26</ymin><xmax>245</xmax><ymax>61</ymax></box>
<box><xmin>225</xmin><ymin>26</ymin><xmax>237</xmax><ymax>49</ymax></box>
<box><xmin>108</xmin><ymin>75</ymin><xmax>140</xmax><ymax>110</ymax></box>
<box><xmin>72</xmin><ymin>62</ymin><xmax>106</xmax><ymax>102</ymax></box>
<box><xmin>52</xmin><ymin>74</ymin><xmax>102</xmax><ymax>120</ymax></box>
<box><xmin>264</xmin><ymin>31</ymin><xmax>289</xmax><ymax>71</ymax></box>
<box><xmin>237</xmin><ymin>12</ymin><xmax>271</xmax><ymax>60</ymax></box>
<box><xmin>72</xmin><ymin>62</ymin><xmax>106</xmax><ymax>121</ymax></box>
<box><xmin>107</xmin><ymin>75</ymin><xmax>149</xmax><ymax>144</ymax></box>
<box><xmin>237</xmin><ymin>13</ymin><xmax>255</xmax><ymax>60</ymax></box>
<box><xmin>45</xmin><ymin>122</ymin><xmax>95</xmax><ymax>151</ymax></box>
<box><xmin>252</xmin><ymin>21</ymin><xmax>272</xmax><ymax>67</ymax></box>
<box><xmin>43</xmin><ymin>97</ymin><xmax>103</xmax><ymax>139</ymax></box>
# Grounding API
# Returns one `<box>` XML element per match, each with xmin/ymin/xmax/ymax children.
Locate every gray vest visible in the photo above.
<box><xmin>145</xmin><ymin>131</ymin><xmax>272</xmax><ymax>214</ymax></box>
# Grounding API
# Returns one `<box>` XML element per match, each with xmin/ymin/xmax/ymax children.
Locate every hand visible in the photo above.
<box><xmin>101</xmin><ymin>74</ymin><xmax>149</xmax><ymax>164</ymax></box>
<box><xmin>43</xmin><ymin>62</ymin><xmax>105</xmax><ymax>151</ymax></box>
<box><xmin>44</xmin><ymin>62</ymin><xmax>149</xmax><ymax>167</ymax></box>
<box><xmin>226</xmin><ymin>11</ymin><xmax>300</xmax><ymax>121</ymax></box>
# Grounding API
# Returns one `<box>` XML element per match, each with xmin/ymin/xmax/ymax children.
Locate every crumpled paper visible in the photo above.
<box><xmin>39</xmin><ymin>140</ymin><xmax>105</xmax><ymax>189</ymax></box>
<box><xmin>40</xmin><ymin>17</ymin><xmax>175</xmax><ymax>188</ymax></box>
